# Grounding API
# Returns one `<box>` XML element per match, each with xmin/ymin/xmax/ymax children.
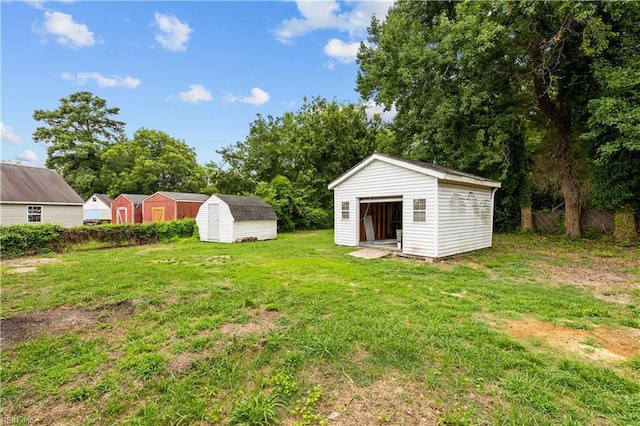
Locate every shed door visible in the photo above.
<box><xmin>152</xmin><ymin>207</ymin><xmax>165</xmax><ymax>222</ymax></box>
<box><xmin>208</xmin><ymin>204</ymin><xmax>219</xmax><ymax>241</ymax></box>
<box><xmin>116</xmin><ymin>207</ymin><xmax>127</xmax><ymax>224</ymax></box>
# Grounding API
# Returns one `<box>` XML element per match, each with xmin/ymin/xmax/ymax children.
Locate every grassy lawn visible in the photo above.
<box><xmin>1</xmin><ymin>230</ymin><xmax>639</xmax><ymax>425</ymax></box>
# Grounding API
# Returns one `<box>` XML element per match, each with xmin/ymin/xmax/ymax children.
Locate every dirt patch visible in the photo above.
<box><xmin>1</xmin><ymin>257</ymin><xmax>60</xmax><ymax>267</ymax></box>
<box><xmin>4</xmin><ymin>266</ymin><xmax>38</xmax><ymax>274</ymax></box>
<box><xmin>1</xmin><ymin>301</ymin><xmax>135</xmax><ymax>348</ymax></box>
<box><xmin>501</xmin><ymin>318</ymin><xmax>640</xmax><ymax>362</ymax></box>
<box><xmin>545</xmin><ymin>264</ymin><xmax>639</xmax><ymax>305</ymax></box>
<box><xmin>284</xmin><ymin>374</ymin><xmax>439</xmax><ymax>425</ymax></box>
<box><xmin>219</xmin><ymin>308</ymin><xmax>283</xmax><ymax>337</ymax></box>
<box><xmin>166</xmin><ymin>351</ymin><xmax>210</xmax><ymax>374</ymax></box>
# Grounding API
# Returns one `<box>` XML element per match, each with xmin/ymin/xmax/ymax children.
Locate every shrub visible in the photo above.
<box><xmin>0</xmin><ymin>224</ymin><xmax>64</xmax><ymax>258</ymax></box>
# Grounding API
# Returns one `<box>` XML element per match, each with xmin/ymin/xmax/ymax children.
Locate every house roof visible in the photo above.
<box><xmin>215</xmin><ymin>194</ymin><xmax>278</xmax><ymax>221</ymax></box>
<box><xmin>88</xmin><ymin>193</ymin><xmax>113</xmax><ymax>205</ymax></box>
<box><xmin>150</xmin><ymin>191</ymin><xmax>210</xmax><ymax>202</ymax></box>
<box><xmin>0</xmin><ymin>163</ymin><xmax>84</xmax><ymax>204</ymax></box>
<box><xmin>116</xmin><ymin>194</ymin><xmax>149</xmax><ymax>204</ymax></box>
<box><xmin>327</xmin><ymin>152</ymin><xmax>501</xmax><ymax>189</ymax></box>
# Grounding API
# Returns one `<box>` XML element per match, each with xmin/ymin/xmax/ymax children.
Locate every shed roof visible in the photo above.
<box><xmin>88</xmin><ymin>193</ymin><xmax>113</xmax><ymax>205</ymax></box>
<box><xmin>150</xmin><ymin>191</ymin><xmax>210</xmax><ymax>202</ymax></box>
<box><xmin>328</xmin><ymin>153</ymin><xmax>501</xmax><ymax>189</ymax></box>
<box><xmin>116</xmin><ymin>194</ymin><xmax>149</xmax><ymax>204</ymax></box>
<box><xmin>215</xmin><ymin>194</ymin><xmax>278</xmax><ymax>221</ymax></box>
<box><xmin>0</xmin><ymin>163</ymin><xmax>84</xmax><ymax>204</ymax></box>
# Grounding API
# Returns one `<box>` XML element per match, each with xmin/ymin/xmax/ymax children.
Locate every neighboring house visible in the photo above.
<box><xmin>111</xmin><ymin>194</ymin><xmax>147</xmax><ymax>224</ymax></box>
<box><xmin>83</xmin><ymin>193</ymin><xmax>113</xmax><ymax>223</ymax></box>
<box><xmin>196</xmin><ymin>194</ymin><xmax>278</xmax><ymax>243</ymax></box>
<box><xmin>328</xmin><ymin>153</ymin><xmax>501</xmax><ymax>258</ymax></box>
<box><xmin>142</xmin><ymin>191</ymin><xmax>209</xmax><ymax>223</ymax></box>
<box><xmin>0</xmin><ymin>163</ymin><xmax>84</xmax><ymax>227</ymax></box>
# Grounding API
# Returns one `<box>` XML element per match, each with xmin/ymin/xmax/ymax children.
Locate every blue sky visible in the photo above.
<box><xmin>1</xmin><ymin>0</ymin><xmax>395</xmax><ymax>167</ymax></box>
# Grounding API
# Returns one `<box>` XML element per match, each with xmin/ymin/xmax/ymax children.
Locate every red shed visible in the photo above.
<box><xmin>111</xmin><ymin>194</ymin><xmax>147</xmax><ymax>224</ymax></box>
<box><xmin>142</xmin><ymin>191</ymin><xmax>209</xmax><ymax>223</ymax></box>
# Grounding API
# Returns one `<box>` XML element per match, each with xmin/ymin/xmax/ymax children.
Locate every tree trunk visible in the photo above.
<box><xmin>614</xmin><ymin>204</ymin><xmax>638</xmax><ymax>241</ymax></box>
<box><xmin>521</xmin><ymin>205</ymin><xmax>534</xmax><ymax>232</ymax></box>
<box><xmin>528</xmin><ymin>42</ymin><xmax>582</xmax><ymax>237</ymax></box>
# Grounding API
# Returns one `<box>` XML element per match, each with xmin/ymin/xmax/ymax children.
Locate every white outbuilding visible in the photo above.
<box><xmin>328</xmin><ymin>153</ymin><xmax>501</xmax><ymax>259</ymax></box>
<box><xmin>83</xmin><ymin>193</ymin><xmax>113</xmax><ymax>223</ymax></box>
<box><xmin>196</xmin><ymin>194</ymin><xmax>278</xmax><ymax>243</ymax></box>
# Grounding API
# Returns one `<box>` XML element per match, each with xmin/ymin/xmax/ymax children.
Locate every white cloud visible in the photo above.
<box><xmin>61</xmin><ymin>72</ymin><xmax>141</xmax><ymax>88</ymax></box>
<box><xmin>39</xmin><ymin>11</ymin><xmax>95</xmax><ymax>48</ymax></box>
<box><xmin>224</xmin><ymin>88</ymin><xmax>271</xmax><ymax>106</ymax></box>
<box><xmin>324</xmin><ymin>38</ymin><xmax>361</xmax><ymax>63</ymax></box>
<box><xmin>1</xmin><ymin>123</ymin><xmax>22</xmax><ymax>144</ymax></box>
<box><xmin>154</xmin><ymin>13</ymin><xmax>193</xmax><ymax>52</ymax></box>
<box><xmin>274</xmin><ymin>0</ymin><xmax>393</xmax><ymax>43</ymax></box>
<box><xmin>365</xmin><ymin>101</ymin><xmax>397</xmax><ymax>123</ymax></box>
<box><xmin>177</xmin><ymin>84</ymin><xmax>213</xmax><ymax>104</ymax></box>
<box><xmin>241</xmin><ymin>88</ymin><xmax>270</xmax><ymax>106</ymax></box>
<box><xmin>17</xmin><ymin>150</ymin><xmax>39</xmax><ymax>163</ymax></box>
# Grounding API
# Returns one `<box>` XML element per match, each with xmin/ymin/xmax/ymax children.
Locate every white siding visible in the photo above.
<box><xmin>0</xmin><ymin>203</ymin><xmax>82</xmax><ymax>227</ymax></box>
<box><xmin>196</xmin><ymin>195</ymin><xmax>234</xmax><ymax>242</ymax></box>
<box><xmin>437</xmin><ymin>182</ymin><xmax>493</xmax><ymax>257</ymax></box>
<box><xmin>233</xmin><ymin>220</ymin><xmax>277</xmax><ymax>241</ymax></box>
<box><xmin>82</xmin><ymin>198</ymin><xmax>111</xmax><ymax>220</ymax></box>
<box><xmin>332</xmin><ymin>159</ymin><xmax>438</xmax><ymax>257</ymax></box>
<box><xmin>196</xmin><ymin>195</ymin><xmax>276</xmax><ymax>243</ymax></box>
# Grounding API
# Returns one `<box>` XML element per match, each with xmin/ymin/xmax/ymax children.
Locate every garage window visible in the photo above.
<box><xmin>28</xmin><ymin>205</ymin><xmax>42</xmax><ymax>223</ymax></box>
<box><xmin>341</xmin><ymin>202</ymin><xmax>349</xmax><ymax>220</ymax></box>
<box><xmin>413</xmin><ymin>199</ymin><xmax>426</xmax><ymax>222</ymax></box>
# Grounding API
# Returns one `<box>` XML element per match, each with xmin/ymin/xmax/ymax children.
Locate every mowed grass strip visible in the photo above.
<box><xmin>1</xmin><ymin>231</ymin><xmax>638</xmax><ymax>425</ymax></box>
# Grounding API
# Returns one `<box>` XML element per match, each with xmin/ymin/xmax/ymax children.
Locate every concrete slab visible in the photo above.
<box><xmin>348</xmin><ymin>248</ymin><xmax>391</xmax><ymax>259</ymax></box>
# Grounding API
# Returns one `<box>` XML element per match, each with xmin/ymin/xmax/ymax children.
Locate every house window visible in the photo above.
<box><xmin>413</xmin><ymin>199</ymin><xmax>426</xmax><ymax>222</ymax></box>
<box><xmin>92</xmin><ymin>196</ymin><xmax>97</xmax><ymax>202</ymax></box>
<box><xmin>28</xmin><ymin>205</ymin><xmax>42</xmax><ymax>223</ymax></box>
<box><xmin>341</xmin><ymin>202</ymin><xmax>349</xmax><ymax>220</ymax></box>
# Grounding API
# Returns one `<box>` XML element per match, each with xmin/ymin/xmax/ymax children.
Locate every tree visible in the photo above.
<box><xmin>217</xmin><ymin>97</ymin><xmax>391</xmax><ymax>229</ymax></box>
<box><xmin>33</xmin><ymin>91</ymin><xmax>125</xmax><ymax>199</ymax></box>
<box><xmin>357</xmin><ymin>0</ymin><xmax>633</xmax><ymax>236</ymax></box>
<box><xmin>102</xmin><ymin>128</ymin><xmax>206</xmax><ymax>195</ymax></box>
<box><xmin>582</xmin><ymin>3</ymin><xmax>640</xmax><ymax>240</ymax></box>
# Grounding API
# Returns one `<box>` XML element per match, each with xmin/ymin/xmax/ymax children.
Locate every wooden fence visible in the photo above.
<box><xmin>532</xmin><ymin>209</ymin><xmax>639</xmax><ymax>234</ymax></box>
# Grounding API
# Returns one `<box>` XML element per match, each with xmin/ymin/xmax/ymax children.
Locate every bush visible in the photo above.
<box><xmin>0</xmin><ymin>224</ymin><xmax>64</xmax><ymax>258</ymax></box>
<box><xmin>0</xmin><ymin>219</ymin><xmax>197</xmax><ymax>258</ymax></box>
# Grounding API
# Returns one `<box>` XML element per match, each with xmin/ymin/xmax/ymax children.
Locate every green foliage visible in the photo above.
<box><xmin>229</xmin><ymin>392</ymin><xmax>281</xmax><ymax>425</ymax></box>
<box><xmin>0</xmin><ymin>224</ymin><xmax>64</xmax><ymax>258</ymax></box>
<box><xmin>0</xmin><ymin>219</ymin><xmax>196</xmax><ymax>258</ymax></box>
<box><xmin>102</xmin><ymin>128</ymin><xmax>206</xmax><ymax>195</ymax></box>
<box><xmin>32</xmin><ymin>91</ymin><xmax>125</xmax><ymax>199</ymax></box>
<box><xmin>217</xmin><ymin>97</ymin><xmax>390</xmax><ymax>230</ymax></box>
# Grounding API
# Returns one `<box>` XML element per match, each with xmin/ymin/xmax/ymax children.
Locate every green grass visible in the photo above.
<box><xmin>1</xmin><ymin>231</ymin><xmax>639</xmax><ymax>425</ymax></box>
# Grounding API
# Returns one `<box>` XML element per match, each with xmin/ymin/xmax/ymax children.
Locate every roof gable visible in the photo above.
<box><xmin>214</xmin><ymin>194</ymin><xmax>278</xmax><ymax>221</ymax></box>
<box><xmin>87</xmin><ymin>193</ymin><xmax>113</xmax><ymax>206</ymax></box>
<box><xmin>150</xmin><ymin>191</ymin><xmax>209</xmax><ymax>202</ymax></box>
<box><xmin>0</xmin><ymin>164</ymin><xmax>84</xmax><ymax>204</ymax></box>
<box><xmin>328</xmin><ymin>153</ymin><xmax>501</xmax><ymax>189</ymax></box>
<box><xmin>115</xmin><ymin>194</ymin><xmax>149</xmax><ymax>204</ymax></box>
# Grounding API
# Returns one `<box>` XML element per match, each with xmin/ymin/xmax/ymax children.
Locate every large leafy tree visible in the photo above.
<box><xmin>102</xmin><ymin>128</ymin><xmax>206</xmax><ymax>196</ymax></box>
<box><xmin>33</xmin><ymin>91</ymin><xmax>125</xmax><ymax>199</ymax></box>
<box><xmin>217</xmin><ymin>97</ymin><xmax>391</xmax><ymax>229</ymax></box>
<box><xmin>357</xmin><ymin>0</ymin><xmax>634</xmax><ymax>237</ymax></box>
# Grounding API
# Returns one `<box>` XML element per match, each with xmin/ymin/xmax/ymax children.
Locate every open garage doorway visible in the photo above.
<box><xmin>359</xmin><ymin>197</ymin><xmax>403</xmax><ymax>246</ymax></box>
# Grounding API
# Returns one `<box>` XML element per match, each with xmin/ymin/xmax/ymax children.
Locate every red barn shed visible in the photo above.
<box><xmin>111</xmin><ymin>194</ymin><xmax>147</xmax><ymax>224</ymax></box>
<box><xmin>142</xmin><ymin>191</ymin><xmax>209</xmax><ymax>223</ymax></box>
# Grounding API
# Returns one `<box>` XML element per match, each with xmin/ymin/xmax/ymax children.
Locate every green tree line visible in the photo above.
<box><xmin>33</xmin><ymin>0</ymin><xmax>639</xmax><ymax>238</ymax></box>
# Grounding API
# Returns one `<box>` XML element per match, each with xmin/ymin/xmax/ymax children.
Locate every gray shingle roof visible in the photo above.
<box><xmin>154</xmin><ymin>191</ymin><xmax>210</xmax><ymax>202</ymax></box>
<box><xmin>118</xmin><ymin>194</ymin><xmax>149</xmax><ymax>204</ymax></box>
<box><xmin>0</xmin><ymin>163</ymin><xmax>84</xmax><ymax>204</ymax></box>
<box><xmin>377</xmin><ymin>153</ymin><xmax>499</xmax><ymax>183</ymax></box>
<box><xmin>89</xmin><ymin>193</ymin><xmax>113</xmax><ymax>205</ymax></box>
<box><xmin>215</xmin><ymin>194</ymin><xmax>278</xmax><ymax>221</ymax></box>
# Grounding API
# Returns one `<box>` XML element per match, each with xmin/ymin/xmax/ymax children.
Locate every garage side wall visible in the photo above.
<box><xmin>437</xmin><ymin>182</ymin><xmax>494</xmax><ymax>257</ymax></box>
<box><xmin>333</xmin><ymin>160</ymin><xmax>438</xmax><ymax>257</ymax></box>
<box><xmin>0</xmin><ymin>203</ymin><xmax>82</xmax><ymax>227</ymax></box>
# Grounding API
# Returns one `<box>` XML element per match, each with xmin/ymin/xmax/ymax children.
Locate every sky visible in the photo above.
<box><xmin>1</xmin><ymin>0</ymin><xmax>396</xmax><ymax>168</ymax></box>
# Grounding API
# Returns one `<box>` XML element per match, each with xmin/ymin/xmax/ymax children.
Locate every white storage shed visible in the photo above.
<box><xmin>196</xmin><ymin>194</ymin><xmax>278</xmax><ymax>243</ymax></box>
<box><xmin>83</xmin><ymin>193</ymin><xmax>113</xmax><ymax>222</ymax></box>
<box><xmin>328</xmin><ymin>153</ymin><xmax>501</xmax><ymax>258</ymax></box>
